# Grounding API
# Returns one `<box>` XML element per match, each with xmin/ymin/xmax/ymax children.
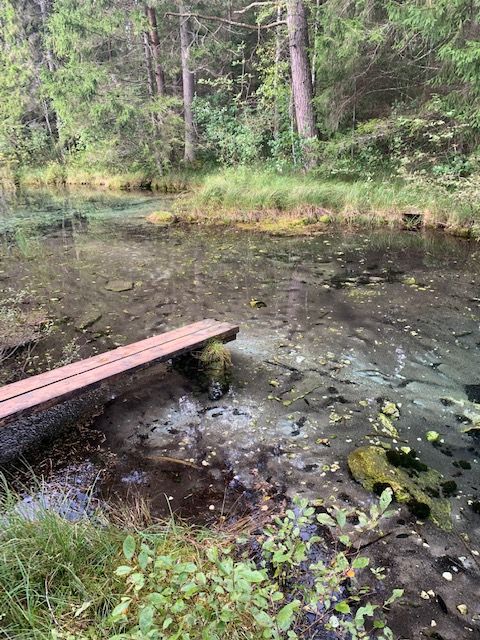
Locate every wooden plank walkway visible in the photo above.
<box><xmin>0</xmin><ymin>319</ymin><xmax>239</xmax><ymax>428</ymax></box>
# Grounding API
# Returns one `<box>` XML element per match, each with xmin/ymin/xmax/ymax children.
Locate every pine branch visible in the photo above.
<box><xmin>165</xmin><ymin>12</ymin><xmax>286</xmax><ymax>31</ymax></box>
<box><xmin>234</xmin><ymin>1</ymin><xmax>279</xmax><ymax>14</ymax></box>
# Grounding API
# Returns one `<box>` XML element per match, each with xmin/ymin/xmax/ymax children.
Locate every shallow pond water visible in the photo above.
<box><xmin>1</xmin><ymin>189</ymin><xmax>480</xmax><ymax>638</ymax></box>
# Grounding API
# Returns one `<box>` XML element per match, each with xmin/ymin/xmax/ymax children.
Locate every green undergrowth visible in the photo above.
<box><xmin>0</xmin><ymin>480</ymin><xmax>403</xmax><ymax>640</ymax></box>
<box><xmin>181</xmin><ymin>168</ymin><xmax>480</xmax><ymax>236</ymax></box>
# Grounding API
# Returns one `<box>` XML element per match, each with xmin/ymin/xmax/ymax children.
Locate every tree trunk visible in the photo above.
<box><xmin>37</xmin><ymin>0</ymin><xmax>55</xmax><ymax>72</ymax></box>
<box><xmin>142</xmin><ymin>30</ymin><xmax>155</xmax><ymax>97</ymax></box>
<box><xmin>286</xmin><ymin>0</ymin><xmax>316</xmax><ymax>167</ymax></box>
<box><xmin>146</xmin><ymin>6</ymin><xmax>166</xmax><ymax>97</ymax></box>
<box><xmin>273</xmin><ymin>4</ymin><xmax>283</xmax><ymax>140</ymax></box>
<box><xmin>36</xmin><ymin>0</ymin><xmax>64</xmax><ymax>156</ymax></box>
<box><xmin>311</xmin><ymin>0</ymin><xmax>321</xmax><ymax>90</ymax></box>
<box><xmin>178</xmin><ymin>1</ymin><xmax>195</xmax><ymax>163</ymax></box>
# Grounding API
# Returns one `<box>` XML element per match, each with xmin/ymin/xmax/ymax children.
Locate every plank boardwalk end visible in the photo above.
<box><xmin>0</xmin><ymin>319</ymin><xmax>239</xmax><ymax>428</ymax></box>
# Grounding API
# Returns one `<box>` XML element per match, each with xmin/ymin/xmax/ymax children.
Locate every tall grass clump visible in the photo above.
<box><xmin>187</xmin><ymin>167</ymin><xmax>475</xmax><ymax>230</ymax></box>
<box><xmin>0</xmin><ymin>488</ymin><xmax>121</xmax><ymax>638</ymax></box>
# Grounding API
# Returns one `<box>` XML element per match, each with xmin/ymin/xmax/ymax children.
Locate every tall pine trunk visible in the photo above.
<box><xmin>286</xmin><ymin>0</ymin><xmax>316</xmax><ymax>168</ymax></box>
<box><xmin>146</xmin><ymin>6</ymin><xmax>166</xmax><ymax>96</ymax></box>
<box><xmin>273</xmin><ymin>4</ymin><xmax>283</xmax><ymax>141</ymax></box>
<box><xmin>37</xmin><ymin>0</ymin><xmax>63</xmax><ymax>156</ymax></box>
<box><xmin>178</xmin><ymin>1</ymin><xmax>195</xmax><ymax>163</ymax></box>
<box><xmin>142</xmin><ymin>30</ymin><xmax>155</xmax><ymax>97</ymax></box>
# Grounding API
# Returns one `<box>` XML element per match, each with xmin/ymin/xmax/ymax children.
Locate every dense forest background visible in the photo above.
<box><xmin>1</xmin><ymin>0</ymin><xmax>479</xmax><ymax>187</ymax></box>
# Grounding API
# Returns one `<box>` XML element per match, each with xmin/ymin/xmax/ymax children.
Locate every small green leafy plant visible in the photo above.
<box><xmin>108</xmin><ymin>489</ymin><xmax>402</xmax><ymax>640</ymax></box>
<box><xmin>261</xmin><ymin>489</ymin><xmax>402</xmax><ymax>639</ymax></box>
<box><xmin>109</xmin><ymin>534</ymin><xmax>290</xmax><ymax>640</ymax></box>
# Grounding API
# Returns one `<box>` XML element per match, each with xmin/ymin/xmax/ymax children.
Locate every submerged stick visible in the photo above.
<box><xmin>144</xmin><ymin>454</ymin><xmax>201</xmax><ymax>469</ymax></box>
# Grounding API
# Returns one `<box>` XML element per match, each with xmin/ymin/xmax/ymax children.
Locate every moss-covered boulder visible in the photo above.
<box><xmin>146</xmin><ymin>211</ymin><xmax>175</xmax><ymax>226</ymax></box>
<box><xmin>348</xmin><ymin>446</ymin><xmax>452</xmax><ymax>530</ymax></box>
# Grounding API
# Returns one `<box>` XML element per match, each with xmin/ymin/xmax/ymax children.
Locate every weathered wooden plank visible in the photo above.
<box><xmin>0</xmin><ymin>319</ymin><xmax>218</xmax><ymax>404</ymax></box>
<box><xmin>0</xmin><ymin>320</ymin><xmax>239</xmax><ymax>427</ymax></box>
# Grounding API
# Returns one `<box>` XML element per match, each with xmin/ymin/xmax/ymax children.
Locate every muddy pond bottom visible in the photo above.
<box><xmin>1</xmin><ymin>189</ymin><xmax>480</xmax><ymax>638</ymax></box>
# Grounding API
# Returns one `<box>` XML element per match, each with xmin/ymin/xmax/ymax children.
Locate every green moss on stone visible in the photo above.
<box><xmin>146</xmin><ymin>211</ymin><xmax>175</xmax><ymax>226</ymax></box>
<box><xmin>348</xmin><ymin>446</ymin><xmax>452</xmax><ymax>530</ymax></box>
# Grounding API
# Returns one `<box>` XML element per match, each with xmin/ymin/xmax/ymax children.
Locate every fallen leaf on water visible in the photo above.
<box><xmin>249</xmin><ymin>298</ymin><xmax>266</xmax><ymax>308</ymax></box>
<box><xmin>382</xmin><ymin>401</ymin><xmax>400</xmax><ymax>419</ymax></box>
<box><xmin>377</xmin><ymin>413</ymin><xmax>399</xmax><ymax>438</ymax></box>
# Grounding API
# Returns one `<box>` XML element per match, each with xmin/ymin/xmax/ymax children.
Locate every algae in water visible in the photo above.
<box><xmin>348</xmin><ymin>446</ymin><xmax>452</xmax><ymax>530</ymax></box>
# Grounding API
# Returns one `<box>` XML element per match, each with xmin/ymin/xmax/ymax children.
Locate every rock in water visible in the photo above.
<box><xmin>105</xmin><ymin>280</ymin><xmax>134</xmax><ymax>292</ymax></box>
<box><xmin>75</xmin><ymin>310</ymin><xmax>102</xmax><ymax>331</ymax></box>
<box><xmin>146</xmin><ymin>211</ymin><xmax>175</xmax><ymax>226</ymax></box>
<box><xmin>348</xmin><ymin>445</ymin><xmax>452</xmax><ymax>529</ymax></box>
<box><xmin>208</xmin><ymin>380</ymin><xmax>228</xmax><ymax>401</ymax></box>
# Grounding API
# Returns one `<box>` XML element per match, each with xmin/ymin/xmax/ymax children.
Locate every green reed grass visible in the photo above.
<box><xmin>187</xmin><ymin>167</ymin><xmax>476</xmax><ymax>229</ymax></box>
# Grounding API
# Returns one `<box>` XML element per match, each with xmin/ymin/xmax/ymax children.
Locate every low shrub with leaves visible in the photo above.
<box><xmin>0</xmin><ymin>484</ymin><xmax>402</xmax><ymax>640</ymax></box>
<box><xmin>107</xmin><ymin>488</ymin><xmax>401</xmax><ymax>640</ymax></box>
<box><xmin>109</xmin><ymin>536</ymin><xmax>288</xmax><ymax>640</ymax></box>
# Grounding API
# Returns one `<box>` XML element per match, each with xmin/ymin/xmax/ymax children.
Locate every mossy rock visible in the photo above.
<box><xmin>146</xmin><ymin>211</ymin><xmax>175</xmax><ymax>226</ymax></box>
<box><xmin>446</xmin><ymin>226</ymin><xmax>471</xmax><ymax>239</ymax></box>
<box><xmin>75</xmin><ymin>309</ymin><xmax>102</xmax><ymax>331</ymax></box>
<box><xmin>348</xmin><ymin>446</ymin><xmax>452</xmax><ymax>530</ymax></box>
<box><xmin>105</xmin><ymin>280</ymin><xmax>134</xmax><ymax>292</ymax></box>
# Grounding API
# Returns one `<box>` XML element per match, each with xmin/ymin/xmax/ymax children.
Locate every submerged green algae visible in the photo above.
<box><xmin>348</xmin><ymin>446</ymin><xmax>452</xmax><ymax>530</ymax></box>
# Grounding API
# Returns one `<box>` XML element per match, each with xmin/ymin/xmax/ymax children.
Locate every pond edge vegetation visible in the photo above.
<box><xmin>177</xmin><ymin>168</ymin><xmax>480</xmax><ymax>239</ymax></box>
<box><xmin>0</xmin><ymin>481</ymin><xmax>402</xmax><ymax>640</ymax></box>
<box><xmin>11</xmin><ymin>165</ymin><xmax>480</xmax><ymax>240</ymax></box>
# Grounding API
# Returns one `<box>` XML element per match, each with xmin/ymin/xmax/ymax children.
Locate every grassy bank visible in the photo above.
<box><xmin>180</xmin><ymin>168</ymin><xmax>480</xmax><ymax>237</ymax></box>
<box><xmin>0</xmin><ymin>481</ymin><xmax>401</xmax><ymax>640</ymax></box>
<box><xmin>18</xmin><ymin>163</ymin><xmax>195</xmax><ymax>194</ymax></box>
<box><xmin>14</xmin><ymin>163</ymin><xmax>480</xmax><ymax>237</ymax></box>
